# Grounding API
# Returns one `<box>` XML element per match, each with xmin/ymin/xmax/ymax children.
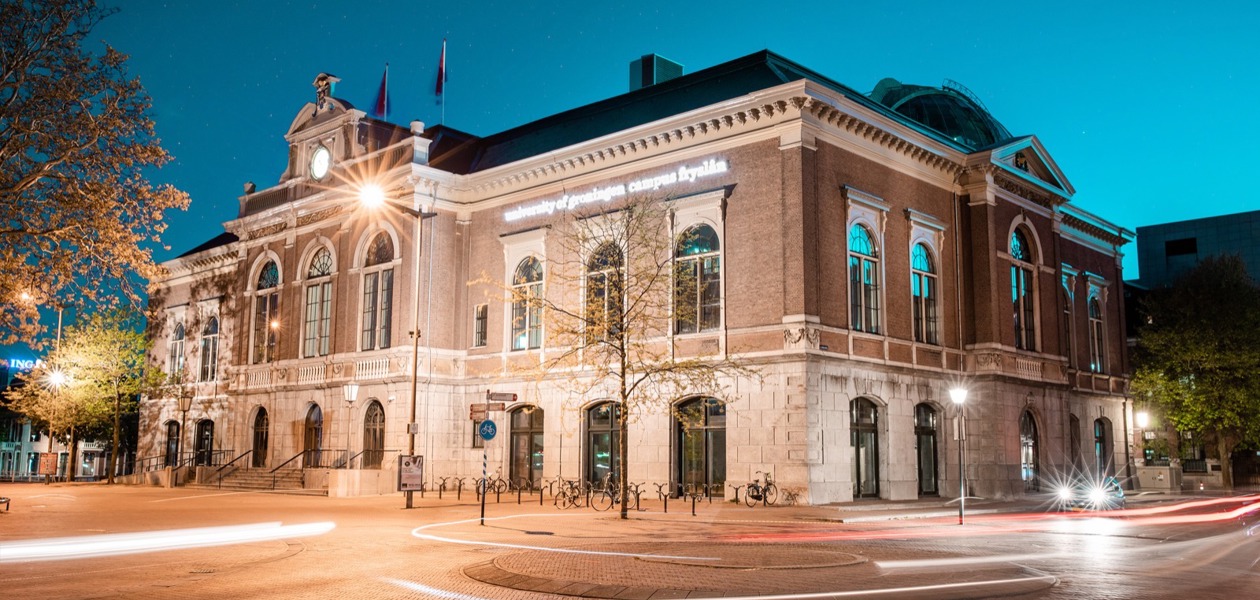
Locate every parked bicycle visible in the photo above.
<box><xmin>745</xmin><ymin>470</ymin><xmax>778</xmax><ymax>507</ymax></box>
<box><xmin>553</xmin><ymin>478</ymin><xmax>586</xmax><ymax>509</ymax></box>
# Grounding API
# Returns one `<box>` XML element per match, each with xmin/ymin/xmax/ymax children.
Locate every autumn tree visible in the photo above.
<box><xmin>1</xmin><ymin>0</ymin><xmax>189</xmax><ymax>345</ymax></box>
<box><xmin>494</xmin><ymin>195</ymin><xmax>755</xmax><ymax>519</ymax></box>
<box><xmin>5</xmin><ymin>307</ymin><xmax>162</xmax><ymax>483</ymax></box>
<box><xmin>1131</xmin><ymin>255</ymin><xmax>1260</xmax><ymax>489</ymax></box>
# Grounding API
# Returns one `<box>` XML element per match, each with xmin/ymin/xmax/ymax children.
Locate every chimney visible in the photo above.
<box><xmin>629</xmin><ymin>54</ymin><xmax>683</xmax><ymax>91</ymax></box>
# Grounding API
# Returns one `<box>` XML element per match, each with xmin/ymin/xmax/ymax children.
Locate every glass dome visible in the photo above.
<box><xmin>869</xmin><ymin>78</ymin><xmax>1012</xmax><ymax>149</ymax></box>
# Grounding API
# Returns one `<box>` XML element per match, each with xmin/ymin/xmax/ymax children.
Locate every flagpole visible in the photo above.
<box><xmin>441</xmin><ymin>40</ymin><xmax>446</xmax><ymax>125</ymax></box>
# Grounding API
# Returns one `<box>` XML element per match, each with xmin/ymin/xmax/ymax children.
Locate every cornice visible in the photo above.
<box><xmin>802</xmin><ymin>97</ymin><xmax>965</xmax><ymax>177</ymax></box>
<box><xmin>1061</xmin><ymin>213</ymin><xmax>1131</xmax><ymax>248</ymax></box>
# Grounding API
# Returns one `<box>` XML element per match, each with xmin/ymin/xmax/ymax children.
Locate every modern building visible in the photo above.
<box><xmin>141</xmin><ymin>51</ymin><xmax>1134</xmax><ymax>503</ymax></box>
<box><xmin>1133</xmin><ymin>209</ymin><xmax>1260</xmax><ymax>289</ymax></box>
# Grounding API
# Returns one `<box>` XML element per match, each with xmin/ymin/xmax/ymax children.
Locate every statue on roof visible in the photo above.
<box><xmin>313</xmin><ymin>73</ymin><xmax>340</xmax><ymax>112</ymax></box>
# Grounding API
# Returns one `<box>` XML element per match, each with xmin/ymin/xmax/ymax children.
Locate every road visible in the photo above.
<box><xmin>0</xmin><ymin>484</ymin><xmax>1256</xmax><ymax>599</ymax></box>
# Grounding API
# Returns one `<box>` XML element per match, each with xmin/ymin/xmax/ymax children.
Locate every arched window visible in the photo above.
<box><xmin>676</xmin><ymin>397</ymin><xmax>726</xmax><ymax>496</ymax></box>
<box><xmin>509</xmin><ymin>406</ymin><xmax>545</xmax><ymax>489</ymax></box>
<box><xmin>914</xmin><ymin>404</ymin><xmax>938</xmax><ymax>496</ymax></box>
<box><xmin>361</xmin><ymin>233</ymin><xmax>394</xmax><ymax>350</ymax></box>
<box><xmin>851</xmin><ymin>398</ymin><xmax>880</xmax><ymax>498</ymax></box>
<box><xmin>1061</xmin><ymin>282</ymin><xmax>1075</xmax><ymax>370</ymax></box>
<box><xmin>910</xmin><ymin>244</ymin><xmax>937</xmax><ymax>344</ymax></box>
<box><xmin>586</xmin><ymin>242</ymin><xmax>624</xmax><ymax>342</ymax></box>
<box><xmin>1094</xmin><ymin>418</ymin><xmax>1112</xmax><ymax>477</ymax></box>
<box><xmin>164</xmin><ymin>420</ymin><xmax>180</xmax><ymax>467</ymax></box>
<box><xmin>168</xmin><ymin>322</ymin><xmax>185</xmax><ymax>375</ymax></box>
<box><xmin>304</xmin><ymin>247</ymin><xmax>334</xmax><ymax>357</ymax></box>
<box><xmin>849</xmin><ymin>224</ymin><xmax>881</xmax><ymax>334</ymax></box>
<box><xmin>1010</xmin><ymin>229</ymin><xmax>1036</xmax><ymax>350</ymax></box>
<box><xmin>1088</xmin><ymin>297</ymin><xmax>1106</xmax><ymax>373</ymax></box>
<box><xmin>199</xmin><ymin>317</ymin><xmax>219</xmax><ymax>382</ymax></box>
<box><xmin>303</xmin><ymin>405</ymin><xmax>323</xmax><ymax>467</ymax></box>
<box><xmin>1020</xmin><ymin>410</ymin><xmax>1039</xmax><ymax>491</ymax></box>
<box><xmin>585</xmin><ymin>402</ymin><xmax>620</xmax><ymax>485</ymax></box>
<box><xmin>252</xmin><ymin>261</ymin><xmax>281</xmax><ymax>364</ymax></box>
<box><xmin>362</xmin><ymin>400</ymin><xmax>385</xmax><ymax>469</ymax></box>
<box><xmin>251</xmin><ymin>408</ymin><xmax>269</xmax><ymax>468</ymax></box>
<box><xmin>194</xmin><ymin>419</ymin><xmax>214</xmax><ymax>466</ymax></box>
<box><xmin>511</xmin><ymin>257</ymin><xmax>544</xmax><ymax>350</ymax></box>
<box><xmin>674</xmin><ymin>224</ymin><xmax>721</xmax><ymax>334</ymax></box>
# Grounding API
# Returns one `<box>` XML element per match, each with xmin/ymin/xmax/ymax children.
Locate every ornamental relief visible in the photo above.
<box><xmin>296</xmin><ymin>205</ymin><xmax>343</xmax><ymax>227</ymax></box>
<box><xmin>783</xmin><ymin>327</ymin><xmax>820</xmax><ymax>349</ymax></box>
<box><xmin>247</xmin><ymin>222</ymin><xmax>288</xmax><ymax>240</ymax></box>
<box><xmin>975</xmin><ymin>353</ymin><xmax>1003</xmax><ymax>369</ymax></box>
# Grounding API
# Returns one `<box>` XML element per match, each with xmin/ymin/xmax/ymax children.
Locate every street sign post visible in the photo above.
<box><xmin>486</xmin><ymin>391</ymin><xmax>517</xmax><ymax>403</ymax></box>
<box><xmin>478</xmin><ymin>419</ymin><xmax>497</xmax><ymax>526</ymax></box>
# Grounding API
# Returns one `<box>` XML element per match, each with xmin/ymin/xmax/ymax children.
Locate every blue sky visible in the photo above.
<box><xmin>7</xmin><ymin>1</ymin><xmax>1258</xmax><ymax>361</ymax></box>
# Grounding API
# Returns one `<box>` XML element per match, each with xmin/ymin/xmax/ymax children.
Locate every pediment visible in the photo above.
<box><xmin>990</xmin><ymin>136</ymin><xmax>1074</xmax><ymax>199</ymax></box>
<box><xmin>286</xmin><ymin>97</ymin><xmax>359</xmax><ymax>139</ymax></box>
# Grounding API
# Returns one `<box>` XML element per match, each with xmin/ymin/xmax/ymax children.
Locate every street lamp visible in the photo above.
<box><xmin>358</xmin><ymin>184</ymin><xmax>437</xmax><ymax>509</ymax></box>
<box><xmin>343</xmin><ymin>382</ymin><xmax>359</xmax><ymax>468</ymax></box>
<box><xmin>177</xmin><ymin>387</ymin><xmax>193</xmax><ymax>485</ymax></box>
<box><xmin>949</xmin><ymin>387</ymin><xmax>968</xmax><ymax>525</ymax></box>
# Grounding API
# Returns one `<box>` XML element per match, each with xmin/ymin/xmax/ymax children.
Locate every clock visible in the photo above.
<box><xmin>310</xmin><ymin>145</ymin><xmax>331</xmax><ymax>180</ymax></box>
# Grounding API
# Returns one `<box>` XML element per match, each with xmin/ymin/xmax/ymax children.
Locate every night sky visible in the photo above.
<box><xmin>6</xmin><ymin>1</ymin><xmax>1258</xmax><ymax>360</ymax></box>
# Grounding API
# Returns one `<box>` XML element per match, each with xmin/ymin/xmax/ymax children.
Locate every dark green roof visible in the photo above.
<box><xmin>427</xmin><ymin>50</ymin><xmax>1001</xmax><ymax>174</ymax></box>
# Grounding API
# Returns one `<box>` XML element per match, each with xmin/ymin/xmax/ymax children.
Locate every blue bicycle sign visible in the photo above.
<box><xmin>478</xmin><ymin>420</ymin><xmax>497</xmax><ymax>441</ymax></box>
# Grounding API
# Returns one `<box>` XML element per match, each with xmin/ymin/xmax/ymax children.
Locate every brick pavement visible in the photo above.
<box><xmin>0</xmin><ymin>482</ymin><xmax>1191</xmax><ymax>599</ymax></box>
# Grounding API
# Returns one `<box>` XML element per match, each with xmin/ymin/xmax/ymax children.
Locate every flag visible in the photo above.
<box><xmin>371</xmin><ymin>63</ymin><xmax>389</xmax><ymax>119</ymax></box>
<box><xmin>435</xmin><ymin>39</ymin><xmax>447</xmax><ymax>100</ymax></box>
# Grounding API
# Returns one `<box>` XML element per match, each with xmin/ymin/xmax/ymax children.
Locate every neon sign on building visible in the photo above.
<box><xmin>503</xmin><ymin>158</ymin><xmax>728</xmax><ymax>222</ymax></box>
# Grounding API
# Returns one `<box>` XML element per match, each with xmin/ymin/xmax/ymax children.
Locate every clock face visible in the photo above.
<box><xmin>310</xmin><ymin>145</ymin><xmax>331</xmax><ymax>180</ymax></box>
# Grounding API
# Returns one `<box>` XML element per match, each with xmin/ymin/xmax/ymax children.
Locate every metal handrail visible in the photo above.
<box><xmin>214</xmin><ymin>450</ymin><xmax>253</xmax><ymax>489</ymax></box>
<box><xmin>270</xmin><ymin>450</ymin><xmax>310</xmax><ymax>490</ymax></box>
<box><xmin>346</xmin><ymin>448</ymin><xmax>398</xmax><ymax>470</ymax></box>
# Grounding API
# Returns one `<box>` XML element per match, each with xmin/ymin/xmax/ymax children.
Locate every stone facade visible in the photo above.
<box><xmin>142</xmin><ymin>53</ymin><xmax>1134</xmax><ymax>503</ymax></box>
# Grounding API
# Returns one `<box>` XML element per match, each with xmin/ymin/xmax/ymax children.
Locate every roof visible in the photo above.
<box><xmin>426</xmin><ymin>50</ymin><xmax>995</xmax><ymax>175</ymax></box>
<box><xmin>176</xmin><ymin>231</ymin><xmax>239</xmax><ymax>259</ymax></box>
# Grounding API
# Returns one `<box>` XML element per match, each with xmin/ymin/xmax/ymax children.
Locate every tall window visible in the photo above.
<box><xmin>914</xmin><ymin>404</ymin><xmax>938</xmax><ymax>496</ymax></box>
<box><xmin>1010</xmin><ymin>229</ymin><xmax>1036</xmax><ymax>351</ymax></box>
<box><xmin>509</xmin><ymin>406</ymin><xmax>545</xmax><ymax>489</ymax></box>
<box><xmin>910</xmin><ymin>244</ymin><xmax>937</xmax><ymax>344</ymax></box>
<box><xmin>849</xmin><ymin>224</ymin><xmax>880</xmax><ymax>334</ymax></box>
<box><xmin>164</xmin><ymin>421</ymin><xmax>180</xmax><ymax>467</ymax></box>
<box><xmin>199</xmin><ymin>317</ymin><xmax>219</xmax><ymax>382</ymax></box>
<box><xmin>851</xmin><ymin>398</ymin><xmax>880</xmax><ymax>498</ymax></box>
<box><xmin>511</xmin><ymin>257</ymin><xmax>543</xmax><ymax>350</ymax></box>
<box><xmin>674</xmin><ymin>224</ymin><xmax>721</xmax><ymax>334</ymax></box>
<box><xmin>168</xmin><ymin>322</ymin><xmax>185</xmax><ymax>375</ymax></box>
<box><xmin>362</xmin><ymin>400</ymin><xmax>385</xmax><ymax>469</ymax></box>
<box><xmin>586</xmin><ymin>402</ymin><xmax>620</xmax><ymax>485</ymax></box>
<box><xmin>1061</xmin><ymin>283</ymin><xmax>1075</xmax><ymax>369</ymax></box>
<box><xmin>586</xmin><ymin>242</ymin><xmax>623</xmax><ymax>342</ymax></box>
<box><xmin>472</xmin><ymin>304</ymin><xmax>488</xmax><ymax>347</ymax></box>
<box><xmin>361</xmin><ymin>233</ymin><xmax>394</xmax><ymax>351</ymax></box>
<box><xmin>252</xmin><ymin>261</ymin><xmax>280</xmax><ymax>364</ymax></box>
<box><xmin>1088</xmin><ymin>297</ymin><xmax>1106</xmax><ymax>373</ymax></box>
<box><xmin>304</xmin><ymin>247</ymin><xmax>333</xmax><ymax>357</ymax></box>
<box><xmin>676</xmin><ymin>397</ymin><xmax>726</xmax><ymax>497</ymax></box>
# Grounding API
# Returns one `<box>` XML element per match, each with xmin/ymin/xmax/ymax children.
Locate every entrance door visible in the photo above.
<box><xmin>194</xmin><ymin>420</ymin><xmax>214</xmax><ymax>466</ymax></box>
<box><xmin>851</xmin><ymin>398</ymin><xmax>879</xmax><ymax>498</ymax></box>
<box><xmin>1020</xmin><ymin>410</ymin><xmax>1039</xmax><ymax>491</ymax></box>
<box><xmin>362</xmin><ymin>401</ymin><xmax>385</xmax><ymax>469</ymax></box>
<box><xmin>675</xmin><ymin>397</ymin><xmax>726</xmax><ymax>497</ymax></box>
<box><xmin>251</xmin><ymin>408</ymin><xmax>269</xmax><ymax>468</ymax></box>
<box><xmin>915</xmin><ymin>404</ymin><xmax>938</xmax><ymax>496</ymax></box>
<box><xmin>509</xmin><ymin>407</ymin><xmax>544</xmax><ymax>489</ymax></box>
<box><xmin>165</xmin><ymin>421</ymin><xmax>180</xmax><ymax>467</ymax></box>
<box><xmin>303</xmin><ymin>405</ymin><xmax>323</xmax><ymax>467</ymax></box>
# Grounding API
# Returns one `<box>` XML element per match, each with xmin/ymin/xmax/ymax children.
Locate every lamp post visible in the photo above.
<box><xmin>343</xmin><ymin>382</ymin><xmax>359</xmax><ymax>468</ymax></box>
<box><xmin>177</xmin><ymin>387</ymin><xmax>193</xmax><ymax>485</ymax></box>
<box><xmin>949</xmin><ymin>387</ymin><xmax>968</xmax><ymax>525</ymax></box>
<box><xmin>360</xmin><ymin>183</ymin><xmax>438</xmax><ymax>509</ymax></box>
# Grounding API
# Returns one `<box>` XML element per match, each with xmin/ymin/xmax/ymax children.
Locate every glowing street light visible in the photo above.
<box><xmin>358</xmin><ymin>183</ymin><xmax>437</xmax><ymax>509</ymax></box>
<box><xmin>949</xmin><ymin>387</ymin><xmax>968</xmax><ymax>525</ymax></box>
<box><xmin>48</xmin><ymin>369</ymin><xmax>67</xmax><ymax>389</ymax></box>
<box><xmin>1135</xmin><ymin>411</ymin><xmax>1150</xmax><ymax>429</ymax></box>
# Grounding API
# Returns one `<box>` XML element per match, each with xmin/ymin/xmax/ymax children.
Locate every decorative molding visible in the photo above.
<box><xmin>297</xmin><ymin>205</ymin><xmax>344</xmax><ymax>227</ymax></box>
<box><xmin>975</xmin><ymin>353</ymin><xmax>1003</xmax><ymax>369</ymax></box>
<box><xmin>994</xmin><ymin>172</ymin><xmax>1061</xmax><ymax>210</ymax></box>
<box><xmin>1061</xmin><ymin>213</ymin><xmax>1130</xmax><ymax>248</ymax></box>
<box><xmin>805</xmin><ymin>98</ymin><xmax>965</xmax><ymax>176</ymax></box>
<box><xmin>783</xmin><ymin>327</ymin><xmax>820</xmax><ymax>349</ymax></box>
<box><xmin>247</xmin><ymin>222</ymin><xmax>288</xmax><ymax>240</ymax></box>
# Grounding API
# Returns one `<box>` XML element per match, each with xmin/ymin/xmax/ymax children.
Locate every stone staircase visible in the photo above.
<box><xmin>187</xmin><ymin>467</ymin><xmax>326</xmax><ymax>496</ymax></box>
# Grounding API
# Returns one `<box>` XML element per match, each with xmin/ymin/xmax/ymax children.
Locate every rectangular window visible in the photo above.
<box><xmin>700</xmin><ymin>257</ymin><xmax>721</xmax><ymax>331</ymax></box>
<box><xmin>378</xmin><ymin>269</ymin><xmax>393</xmax><ymax>349</ymax></box>
<box><xmin>304</xmin><ymin>285</ymin><xmax>320</xmax><ymax>357</ymax></box>
<box><xmin>252</xmin><ymin>293</ymin><xmax>278</xmax><ymax>364</ymax></box>
<box><xmin>200</xmin><ymin>336</ymin><xmax>218</xmax><ymax>382</ymax></box>
<box><xmin>472</xmin><ymin>419</ymin><xmax>485</xmax><ymax>448</ymax></box>
<box><xmin>473</xmin><ymin>304</ymin><xmax>487</xmax><ymax>347</ymax></box>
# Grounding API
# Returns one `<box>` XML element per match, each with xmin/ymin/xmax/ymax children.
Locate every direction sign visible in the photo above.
<box><xmin>469</xmin><ymin>407</ymin><xmax>487</xmax><ymax>421</ymax></box>
<box><xmin>478</xmin><ymin>419</ymin><xmax>497</xmax><ymax>441</ymax></box>
<box><xmin>486</xmin><ymin>392</ymin><xmax>517</xmax><ymax>403</ymax></box>
<box><xmin>485</xmin><ymin>402</ymin><xmax>506</xmax><ymax>411</ymax></box>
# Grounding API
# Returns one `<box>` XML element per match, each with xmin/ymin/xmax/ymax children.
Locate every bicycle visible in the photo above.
<box><xmin>590</xmin><ymin>473</ymin><xmax>621</xmax><ymax>512</ymax></box>
<box><xmin>744</xmin><ymin>471</ymin><xmax>778</xmax><ymax>507</ymax></box>
<box><xmin>553</xmin><ymin>478</ymin><xmax>585</xmax><ymax>509</ymax></box>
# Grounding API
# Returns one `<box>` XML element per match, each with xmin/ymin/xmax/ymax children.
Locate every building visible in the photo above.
<box><xmin>1133</xmin><ymin>209</ymin><xmax>1260</xmax><ymax>289</ymax></box>
<box><xmin>141</xmin><ymin>51</ymin><xmax>1134</xmax><ymax>502</ymax></box>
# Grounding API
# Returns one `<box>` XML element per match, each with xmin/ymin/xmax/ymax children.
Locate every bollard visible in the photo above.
<box><xmin>691</xmin><ymin>493</ymin><xmax>697</xmax><ymax>516</ymax></box>
<box><xmin>496</xmin><ymin>486</ymin><xmax>502</xmax><ymax>503</ymax></box>
<box><xmin>517</xmin><ymin>486</ymin><xmax>522</xmax><ymax>504</ymax></box>
<box><xmin>540</xmin><ymin>485</ymin><xmax>544</xmax><ymax>506</ymax></box>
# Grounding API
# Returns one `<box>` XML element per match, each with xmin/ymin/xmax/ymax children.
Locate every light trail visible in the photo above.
<box><xmin>0</xmin><ymin>521</ymin><xmax>335</xmax><ymax>563</ymax></box>
<box><xmin>411</xmin><ymin>513</ymin><xmax>720</xmax><ymax>561</ymax></box>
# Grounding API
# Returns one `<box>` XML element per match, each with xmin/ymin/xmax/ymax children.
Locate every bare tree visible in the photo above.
<box><xmin>491</xmin><ymin>194</ymin><xmax>755</xmax><ymax>519</ymax></box>
<box><xmin>1</xmin><ymin>0</ymin><xmax>190</xmax><ymax>345</ymax></box>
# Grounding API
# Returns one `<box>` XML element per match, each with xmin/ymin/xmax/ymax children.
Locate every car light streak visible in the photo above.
<box><xmin>0</xmin><ymin>521</ymin><xmax>335</xmax><ymax>563</ymax></box>
<box><xmin>383</xmin><ymin>578</ymin><xmax>492</xmax><ymax>600</ymax></box>
<box><xmin>411</xmin><ymin>513</ymin><xmax>720</xmax><ymax>561</ymax></box>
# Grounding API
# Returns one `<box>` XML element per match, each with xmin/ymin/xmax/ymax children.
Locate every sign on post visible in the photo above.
<box><xmin>398</xmin><ymin>455</ymin><xmax>424</xmax><ymax>492</ymax></box>
<box><xmin>486</xmin><ymin>391</ymin><xmax>517</xmax><ymax>403</ymax></box>
<box><xmin>478</xmin><ymin>420</ymin><xmax>497</xmax><ymax>441</ymax></box>
<box><xmin>38</xmin><ymin>453</ymin><xmax>57</xmax><ymax>476</ymax></box>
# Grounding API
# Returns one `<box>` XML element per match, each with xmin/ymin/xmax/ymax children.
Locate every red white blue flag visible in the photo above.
<box><xmin>435</xmin><ymin>39</ymin><xmax>447</xmax><ymax>101</ymax></box>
